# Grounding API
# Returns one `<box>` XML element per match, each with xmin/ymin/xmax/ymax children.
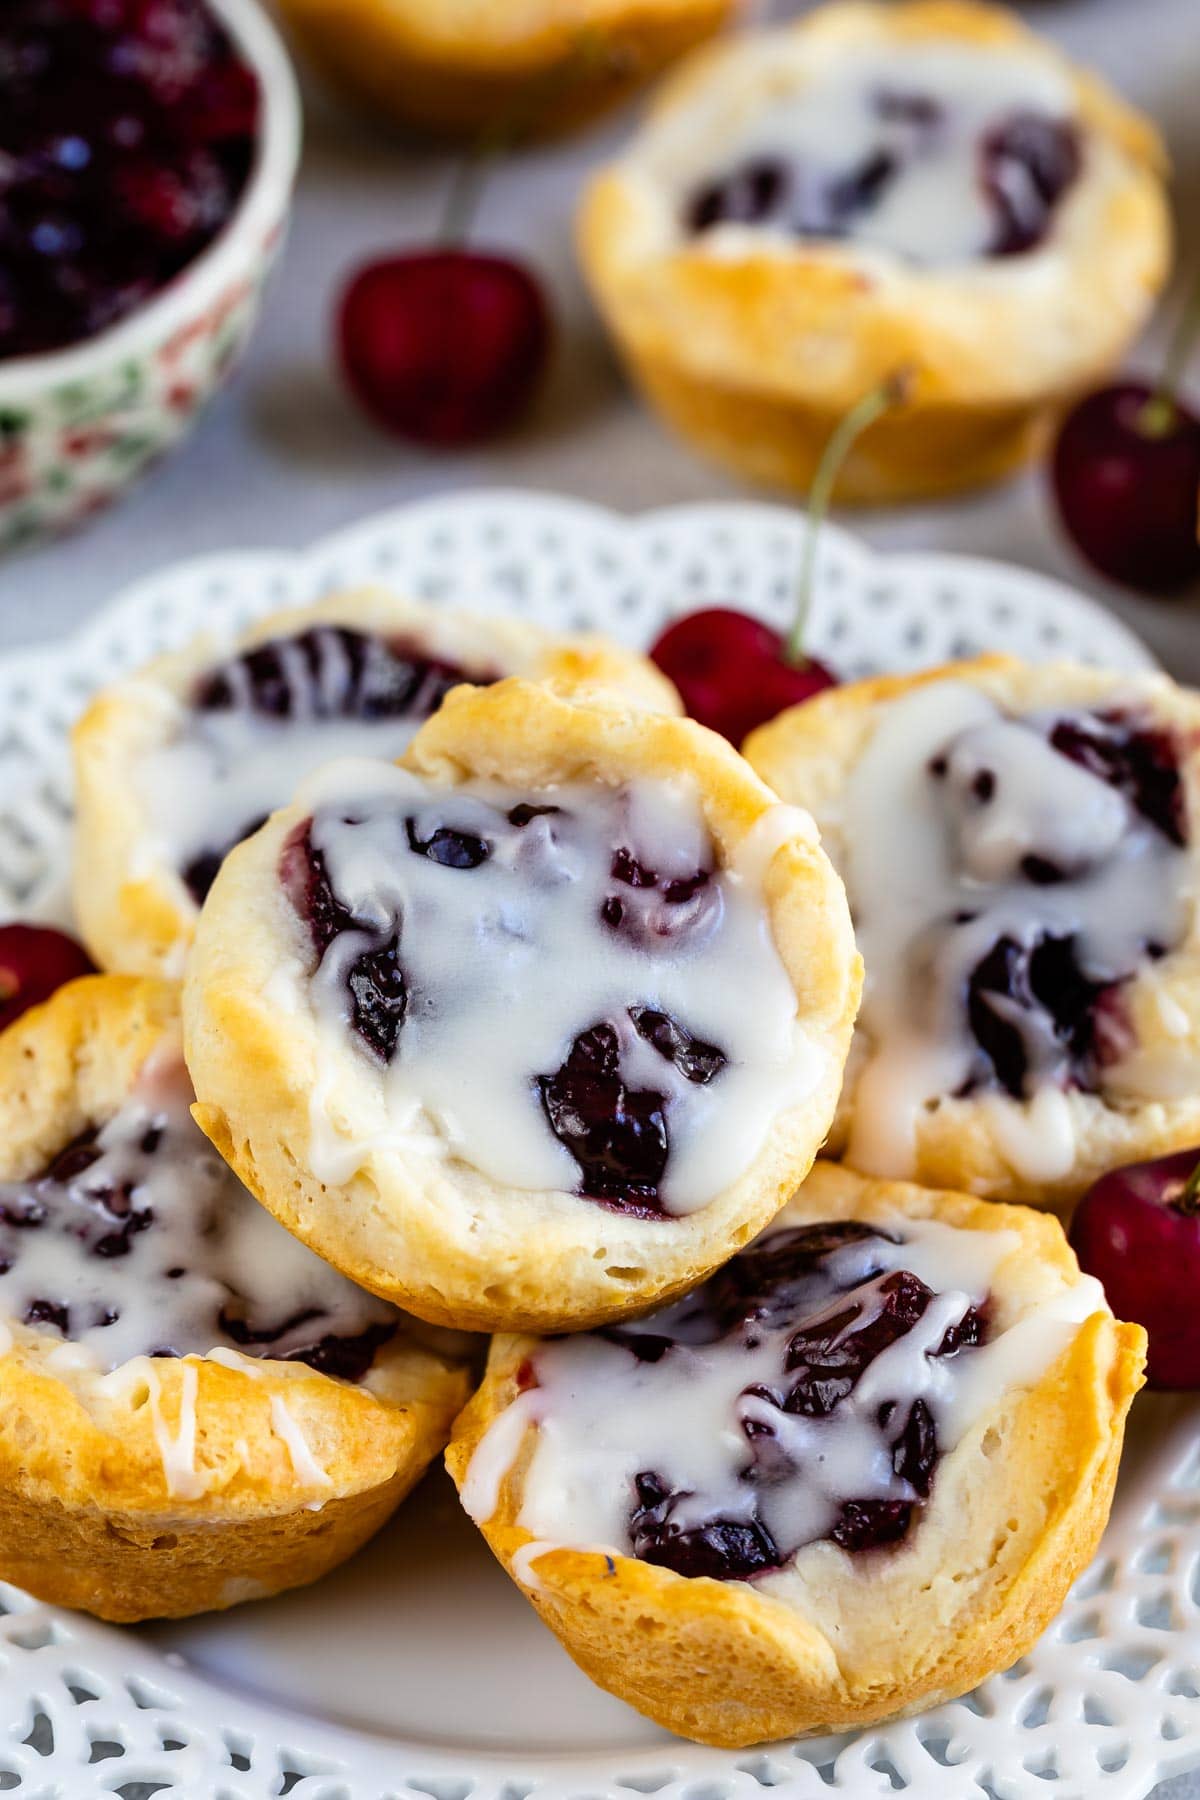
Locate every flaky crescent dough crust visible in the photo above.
<box><xmin>745</xmin><ymin>655</ymin><xmax>1200</xmax><ymax>1206</ymax></box>
<box><xmin>0</xmin><ymin>975</ymin><xmax>472</xmax><ymax>1622</ymax></box>
<box><xmin>578</xmin><ymin>0</ymin><xmax>1170</xmax><ymax>503</ymax></box>
<box><xmin>446</xmin><ymin>1161</ymin><xmax>1145</xmax><ymax>1746</ymax></box>
<box><xmin>183</xmin><ymin>678</ymin><xmax>861</xmax><ymax>1333</ymax></box>
<box><xmin>72</xmin><ymin>587</ymin><xmax>680</xmax><ymax>980</ymax></box>
<box><xmin>273</xmin><ymin>0</ymin><xmax>738</xmax><ymax>140</ymax></box>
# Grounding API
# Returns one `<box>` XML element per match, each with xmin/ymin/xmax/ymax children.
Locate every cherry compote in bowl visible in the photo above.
<box><xmin>0</xmin><ymin>0</ymin><xmax>300</xmax><ymax>552</ymax></box>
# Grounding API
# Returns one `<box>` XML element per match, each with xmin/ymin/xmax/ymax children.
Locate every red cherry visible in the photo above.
<box><xmin>336</xmin><ymin>250</ymin><xmax>551</xmax><ymax>448</ymax></box>
<box><xmin>1070</xmin><ymin>1148</ymin><xmax>1200</xmax><ymax>1388</ymax></box>
<box><xmin>649</xmin><ymin>375</ymin><xmax>916</xmax><ymax>741</ymax></box>
<box><xmin>0</xmin><ymin>924</ymin><xmax>95</xmax><ymax>1035</ymax></box>
<box><xmin>650</xmin><ymin>608</ymin><xmax>837</xmax><ymax>745</ymax></box>
<box><xmin>1052</xmin><ymin>383</ymin><xmax>1200</xmax><ymax>594</ymax></box>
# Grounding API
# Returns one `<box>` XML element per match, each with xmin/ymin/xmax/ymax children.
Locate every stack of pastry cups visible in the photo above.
<box><xmin>0</xmin><ymin>588</ymin><xmax>1153</xmax><ymax>1747</ymax></box>
<box><xmin>1</xmin><ymin>592</ymin><xmax>689</xmax><ymax>1621</ymax></box>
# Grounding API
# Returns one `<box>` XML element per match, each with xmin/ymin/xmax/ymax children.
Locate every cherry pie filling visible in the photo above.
<box><xmin>161</xmin><ymin>623</ymin><xmax>495</xmax><ymax>904</ymax></box>
<box><xmin>683</xmin><ymin>80</ymin><xmax>1081</xmax><ymax>262</ymax></box>
<box><xmin>0</xmin><ymin>1062</ymin><xmax>398</xmax><ymax>1376</ymax></box>
<box><xmin>938</xmin><ymin>710</ymin><xmax>1186</xmax><ymax>1100</ymax></box>
<box><xmin>0</xmin><ymin>0</ymin><xmax>260</xmax><ymax>361</ymax></box>
<box><xmin>513</xmin><ymin>1219</ymin><xmax>992</xmax><ymax>1575</ymax></box>
<box><xmin>285</xmin><ymin>771</ymin><xmax>805</xmax><ymax>1217</ymax></box>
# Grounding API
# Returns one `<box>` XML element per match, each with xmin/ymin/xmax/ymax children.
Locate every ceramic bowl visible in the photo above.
<box><xmin>0</xmin><ymin>0</ymin><xmax>302</xmax><ymax>553</ymax></box>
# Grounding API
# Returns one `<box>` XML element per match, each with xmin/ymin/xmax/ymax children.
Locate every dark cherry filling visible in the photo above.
<box><xmin>684</xmin><ymin>96</ymin><xmax>1079</xmax><ymax>260</ymax></box>
<box><xmin>405</xmin><ymin>819</ymin><xmax>492</xmax><ymax>868</ymax></box>
<box><xmin>537</xmin><ymin>1024</ymin><xmax>669</xmax><ymax>1218</ymax></box>
<box><xmin>631</xmin><ymin>1473</ymin><xmax>782</xmax><ymax>1581</ymax></box>
<box><xmin>1049</xmin><ymin>712</ymin><xmax>1185</xmax><ymax>847</ymax></box>
<box><xmin>0</xmin><ymin>0</ymin><xmax>260</xmax><ymax>361</ymax></box>
<box><xmin>284</xmin><ymin>829</ymin><xmax>357</xmax><ymax>955</ymax></box>
<box><xmin>0</xmin><ymin>1118</ymin><xmax>393</xmax><ymax>1376</ymax></box>
<box><xmin>508</xmin><ymin>803</ymin><xmax>561</xmax><ymax>828</ymax></box>
<box><xmin>282</xmin><ymin>824</ymin><xmax>408</xmax><ymax>1064</ymax></box>
<box><xmin>537</xmin><ymin>1010</ymin><xmax>729</xmax><ymax>1213</ymax></box>
<box><xmin>286</xmin><ymin>807</ymin><xmax>732</xmax><ymax>1215</ymax></box>
<box><xmin>346</xmin><ymin>933</ymin><xmax>407</xmax><ymax>1063</ymax></box>
<box><xmin>938</xmin><ymin>710</ymin><xmax>1187</xmax><ymax>1099</ymax></box>
<box><xmin>219</xmin><ymin>1309</ymin><xmax>395</xmax><ymax>1383</ymax></box>
<box><xmin>193</xmin><ymin>625</ymin><xmax>477</xmax><ymax>724</ymax></box>
<box><xmin>981</xmin><ymin>112</ymin><xmax>1082</xmax><ymax>257</ymax></box>
<box><xmin>8</xmin><ymin>1127</ymin><xmax>158</xmax><ymax>1268</ymax></box>
<box><xmin>963</xmin><ymin>932</ymin><xmax>1112</xmax><ymax>1099</ymax></box>
<box><xmin>181</xmin><ymin>827</ymin><xmax>265</xmax><ymax>909</ymax></box>
<box><xmin>601</xmin><ymin>849</ymin><xmax>718</xmax><ymax>948</ymax></box>
<box><xmin>181</xmin><ymin>626</ymin><xmax>495</xmax><ymax>904</ymax></box>
<box><xmin>597</xmin><ymin>1223</ymin><xmax>986</xmax><ymax>1578</ymax></box>
<box><xmin>629</xmin><ymin>1007</ymin><xmax>726</xmax><ymax>1086</ymax></box>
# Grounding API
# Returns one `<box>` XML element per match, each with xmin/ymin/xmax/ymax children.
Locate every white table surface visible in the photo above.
<box><xmin>0</xmin><ymin>1</ymin><xmax>1197</xmax><ymax>1792</ymax></box>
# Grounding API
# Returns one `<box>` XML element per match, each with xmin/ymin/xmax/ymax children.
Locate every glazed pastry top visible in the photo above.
<box><xmin>463</xmin><ymin>1209</ymin><xmax>1103</xmax><ymax>1576</ymax></box>
<box><xmin>654</xmin><ymin>42</ymin><xmax>1082</xmax><ymax>265</ymax></box>
<box><xmin>840</xmin><ymin>681</ymin><xmax>1189</xmax><ymax>1180</ymax></box>
<box><xmin>0</xmin><ymin>1046</ymin><xmax>398</xmax><ymax>1374</ymax></box>
<box><xmin>286</xmin><ymin>759</ymin><xmax>818</xmax><ymax>1216</ymax></box>
<box><xmin>135</xmin><ymin>624</ymin><xmax>494</xmax><ymax>905</ymax></box>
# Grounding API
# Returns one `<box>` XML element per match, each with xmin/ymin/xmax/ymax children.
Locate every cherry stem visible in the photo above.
<box><xmin>1175</xmin><ymin>1156</ymin><xmax>1200</xmax><ymax>1215</ymax></box>
<box><xmin>1138</xmin><ymin>269</ymin><xmax>1200</xmax><ymax>439</ymax></box>
<box><xmin>439</xmin><ymin>143</ymin><xmax>497</xmax><ymax>247</ymax></box>
<box><xmin>785</xmin><ymin>369</ymin><xmax>912</xmax><ymax>669</ymax></box>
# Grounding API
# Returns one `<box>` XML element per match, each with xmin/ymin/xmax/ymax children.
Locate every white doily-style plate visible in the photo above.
<box><xmin>0</xmin><ymin>491</ymin><xmax>1195</xmax><ymax>1800</ymax></box>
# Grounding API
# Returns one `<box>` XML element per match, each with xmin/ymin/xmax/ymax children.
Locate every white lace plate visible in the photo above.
<box><xmin>0</xmin><ymin>491</ymin><xmax>1195</xmax><ymax>1800</ymax></box>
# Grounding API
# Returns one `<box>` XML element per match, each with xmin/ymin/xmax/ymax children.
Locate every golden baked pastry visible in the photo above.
<box><xmin>273</xmin><ymin>0</ymin><xmax>738</xmax><ymax>140</ymax></box>
<box><xmin>447</xmin><ymin>1159</ymin><xmax>1144</xmax><ymax>1746</ymax></box>
<box><xmin>578</xmin><ymin>0</ymin><xmax>1171</xmax><ymax>503</ymax></box>
<box><xmin>0</xmin><ymin>974</ymin><xmax>471</xmax><ymax>1623</ymax></box>
<box><xmin>746</xmin><ymin>655</ymin><xmax>1200</xmax><ymax>1207</ymax></box>
<box><xmin>183</xmin><ymin>677</ymin><xmax>861</xmax><ymax>1333</ymax></box>
<box><xmin>72</xmin><ymin>588</ymin><xmax>679</xmax><ymax>979</ymax></box>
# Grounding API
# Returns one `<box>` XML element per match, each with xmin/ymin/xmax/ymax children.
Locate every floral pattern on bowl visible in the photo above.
<box><xmin>0</xmin><ymin>0</ymin><xmax>300</xmax><ymax>553</ymax></box>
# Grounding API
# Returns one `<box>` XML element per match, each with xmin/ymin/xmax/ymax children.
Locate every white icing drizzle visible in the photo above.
<box><xmin>978</xmin><ymin>1088</ymin><xmax>1077</xmax><ymax>1185</ymax></box>
<box><xmin>0</xmin><ymin>1050</ymin><xmax>397</xmax><ymax>1372</ymax></box>
<box><xmin>269</xmin><ymin>1394</ymin><xmax>333</xmax><ymax>1490</ymax></box>
<box><xmin>510</xmin><ymin>1540</ymin><xmax>557</xmax><ymax>1593</ymax></box>
<box><xmin>133</xmin><ymin>628</ymin><xmax>484</xmax><ymax>894</ymax></box>
<box><xmin>463</xmin><ymin>1214</ymin><xmax>1104</xmax><ymax>1572</ymax></box>
<box><xmin>675</xmin><ymin>45</ymin><xmax>1075</xmax><ymax>265</ymax></box>
<box><xmin>301</xmin><ymin>760</ymin><xmax>819</xmax><ymax>1214</ymax></box>
<box><xmin>835</xmin><ymin>682</ymin><xmax>1189</xmax><ymax>1181</ymax></box>
<box><xmin>205</xmin><ymin>1346</ymin><xmax>264</xmax><ymax>1377</ymax></box>
<box><xmin>509</xmin><ymin>1538</ymin><xmax>619</xmax><ymax>1595</ymax></box>
<box><xmin>460</xmin><ymin>1388</ymin><xmax>541</xmax><ymax>1526</ymax></box>
<box><xmin>111</xmin><ymin>1355</ymin><xmax>208</xmax><ymax>1501</ymax></box>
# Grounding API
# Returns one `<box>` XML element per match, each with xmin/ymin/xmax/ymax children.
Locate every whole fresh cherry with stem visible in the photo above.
<box><xmin>650</xmin><ymin>372</ymin><xmax>911</xmax><ymax>744</ymax></box>
<box><xmin>0</xmin><ymin>924</ymin><xmax>95</xmax><ymax>1035</ymax></box>
<box><xmin>1070</xmin><ymin>1148</ymin><xmax>1200</xmax><ymax>1388</ymax></box>
<box><xmin>1052</xmin><ymin>276</ymin><xmax>1200</xmax><ymax>594</ymax></box>
<box><xmin>336</xmin><ymin>143</ymin><xmax>551</xmax><ymax>448</ymax></box>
